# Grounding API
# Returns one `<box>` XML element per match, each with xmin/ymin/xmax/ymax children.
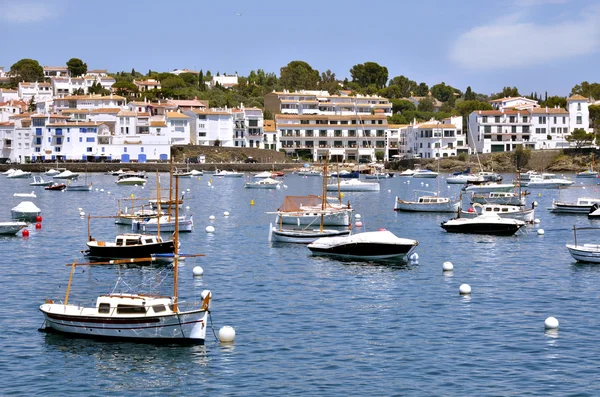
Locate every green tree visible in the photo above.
<box><xmin>414</xmin><ymin>82</ymin><xmax>429</xmax><ymax>97</ymax></box>
<box><xmin>112</xmin><ymin>80</ymin><xmax>138</xmax><ymax>96</ymax></box>
<box><xmin>388</xmin><ymin>75</ymin><xmax>418</xmax><ymax>97</ymax></box>
<box><xmin>430</xmin><ymin>82</ymin><xmax>456</xmax><ymax>102</ymax></box>
<box><xmin>349</xmin><ymin>62</ymin><xmax>388</xmax><ymax>89</ymax></box>
<box><xmin>566</xmin><ymin>128</ymin><xmax>594</xmax><ymax>148</ymax></box>
<box><xmin>319</xmin><ymin>69</ymin><xmax>339</xmax><ymax>94</ymax></box>
<box><xmin>391</xmin><ymin>99</ymin><xmax>416</xmax><ymax>114</ymax></box>
<box><xmin>491</xmin><ymin>86</ymin><xmax>520</xmax><ymax>99</ymax></box>
<box><xmin>417</xmin><ymin>97</ymin><xmax>435</xmax><ymax>112</ymax></box>
<box><xmin>9</xmin><ymin>58</ymin><xmax>44</xmax><ymax>84</ymax></box>
<box><xmin>512</xmin><ymin>144</ymin><xmax>532</xmax><ymax>170</ymax></box>
<box><xmin>27</xmin><ymin>97</ymin><xmax>36</xmax><ymax>112</ymax></box>
<box><xmin>464</xmin><ymin>86</ymin><xmax>476</xmax><ymax>101</ymax></box>
<box><xmin>66</xmin><ymin>58</ymin><xmax>87</xmax><ymax>77</ymax></box>
<box><xmin>388</xmin><ymin>114</ymin><xmax>409</xmax><ymax>124</ymax></box>
<box><xmin>198</xmin><ymin>70</ymin><xmax>205</xmax><ymax>90</ymax></box>
<box><xmin>455</xmin><ymin>100</ymin><xmax>493</xmax><ymax>117</ymax></box>
<box><xmin>542</xmin><ymin>96</ymin><xmax>567</xmax><ymax>108</ymax></box>
<box><xmin>570</xmin><ymin>81</ymin><xmax>600</xmax><ymax>99</ymax></box>
<box><xmin>589</xmin><ymin>105</ymin><xmax>600</xmax><ymax>131</ymax></box>
<box><xmin>279</xmin><ymin>61</ymin><xmax>320</xmax><ymax>90</ymax></box>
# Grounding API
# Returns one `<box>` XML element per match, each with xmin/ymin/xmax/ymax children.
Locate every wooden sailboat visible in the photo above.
<box><xmin>39</xmin><ymin>175</ymin><xmax>212</xmax><ymax>344</ymax></box>
<box><xmin>268</xmin><ymin>155</ymin><xmax>352</xmax><ymax>243</ymax></box>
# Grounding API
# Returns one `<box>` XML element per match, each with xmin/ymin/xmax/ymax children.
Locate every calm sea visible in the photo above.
<box><xmin>1</xmin><ymin>171</ymin><xmax>600</xmax><ymax>396</ymax></box>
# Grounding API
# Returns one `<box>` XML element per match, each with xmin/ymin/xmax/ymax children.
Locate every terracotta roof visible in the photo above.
<box><xmin>530</xmin><ymin>108</ymin><xmax>569</xmax><ymax>114</ymax></box>
<box><xmin>166</xmin><ymin>111</ymin><xmax>190</xmax><ymax>119</ymax></box>
<box><xmin>190</xmin><ymin>109</ymin><xmax>232</xmax><ymax>116</ymax></box>
<box><xmin>488</xmin><ymin>96</ymin><xmax>534</xmax><ymax>103</ymax></box>
<box><xmin>137</xmin><ymin>112</ymin><xmax>150</xmax><ymax>117</ymax></box>
<box><xmin>90</xmin><ymin>108</ymin><xmax>121</xmax><ymax>114</ymax></box>
<box><xmin>263</xmin><ymin>120</ymin><xmax>276</xmax><ymax>132</ymax></box>
<box><xmin>87</xmin><ymin>69</ymin><xmax>107</xmax><ymax>73</ymax></box>
<box><xmin>0</xmin><ymin>122</ymin><xmax>15</xmax><ymax>126</ymax></box>
<box><xmin>61</xmin><ymin>109</ymin><xmax>90</xmax><ymax>114</ymax></box>
<box><xmin>0</xmin><ymin>89</ymin><xmax>17</xmax><ymax>93</ymax></box>
<box><xmin>128</xmin><ymin>101</ymin><xmax>148</xmax><ymax>106</ymax></box>
<box><xmin>43</xmin><ymin>66</ymin><xmax>67</xmax><ymax>70</ymax></box>
<box><xmin>388</xmin><ymin>124</ymin><xmax>409</xmax><ymax>129</ymax></box>
<box><xmin>9</xmin><ymin>112</ymin><xmax>32</xmax><ymax>119</ymax></box>
<box><xmin>148</xmin><ymin>102</ymin><xmax>177</xmax><ymax>108</ymax></box>
<box><xmin>567</xmin><ymin>94</ymin><xmax>588</xmax><ymax>101</ymax></box>
<box><xmin>169</xmin><ymin>99</ymin><xmax>208</xmax><ymax>107</ymax></box>
<box><xmin>275</xmin><ymin>114</ymin><xmax>387</xmax><ymax>121</ymax></box>
<box><xmin>475</xmin><ymin>110</ymin><xmax>524</xmax><ymax>116</ymax></box>
<box><xmin>150</xmin><ymin>121</ymin><xmax>167</xmax><ymax>127</ymax></box>
<box><xmin>117</xmin><ymin>110</ymin><xmax>137</xmax><ymax>117</ymax></box>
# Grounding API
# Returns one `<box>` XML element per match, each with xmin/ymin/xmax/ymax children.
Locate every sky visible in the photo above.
<box><xmin>2</xmin><ymin>0</ymin><xmax>599</xmax><ymax>97</ymax></box>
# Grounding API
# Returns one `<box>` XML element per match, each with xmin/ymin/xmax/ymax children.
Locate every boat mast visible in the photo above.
<box><xmin>155</xmin><ymin>171</ymin><xmax>161</xmax><ymax>235</ymax></box>
<box><xmin>320</xmin><ymin>153</ymin><xmax>329</xmax><ymax>232</ymax></box>
<box><xmin>173</xmin><ymin>175</ymin><xmax>180</xmax><ymax>312</ymax></box>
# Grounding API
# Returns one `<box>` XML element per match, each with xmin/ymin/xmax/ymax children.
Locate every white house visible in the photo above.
<box><xmin>184</xmin><ymin>108</ymin><xmax>234</xmax><ymax>146</ymax></box>
<box><xmin>567</xmin><ymin>94</ymin><xmax>590</xmax><ymax>133</ymax></box>
<box><xmin>0</xmin><ymin>89</ymin><xmax>19</xmax><ymax>102</ymax></box>
<box><xmin>232</xmin><ymin>106</ymin><xmax>264</xmax><ymax>148</ymax></box>
<box><xmin>0</xmin><ymin>121</ymin><xmax>14</xmax><ymax>161</ymax></box>
<box><xmin>18</xmin><ymin>82</ymin><xmax>53</xmax><ymax>103</ymax></box>
<box><xmin>405</xmin><ymin>116</ymin><xmax>467</xmax><ymax>159</ymax></box>
<box><xmin>53</xmin><ymin>94</ymin><xmax>126</xmax><ymax>111</ymax></box>
<box><xmin>209</xmin><ymin>73</ymin><xmax>238</xmax><ymax>89</ymax></box>
<box><xmin>488</xmin><ymin>96</ymin><xmax>538</xmax><ymax>110</ymax></box>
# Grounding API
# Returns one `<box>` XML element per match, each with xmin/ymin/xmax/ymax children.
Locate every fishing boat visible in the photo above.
<box><xmin>244</xmin><ymin>177</ymin><xmax>282</xmax><ymax>189</ymax></box>
<box><xmin>85</xmin><ymin>231</ymin><xmax>176</xmax><ymax>259</ymax></box>
<box><xmin>39</xmin><ymin>179</ymin><xmax>212</xmax><ymax>344</ymax></box>
<box><xmin>461</xmin><ymin>203</ymin><xmax>535</xmax><ymax>223</ymax></box>
<box><xmin>471</xmin><ymin>191</ymin><xmax>527</xmax><ymax>206</ymax></box>
<box><xmin>45</xmin><ymin>183</ymin><xmax>67</xmax><ymax>191</ymax></box>
<box><xmin>566</xmin><ymin>226</ymin><xmax>600</xmax><ymax>263</ymax></box>
<box><xmin>0</xmin><ymin>221</ymin><xmax>28</xmax><ymax>235</ymax></box>
<box><xmin>269</xmin><ymin>156</ymin><xmax>352</xmax><ymax>244</ymax></box>
<box><xmin>440</xmin><ymin>212</ymin><xmax>525</xmax><ymax>235</ymax></box>
<box><xmin>550</xmin><ymin>197</ymin><xmax>600</xmax><ymax>214</ymax></box>
<box><xmin>11</xmin><ymin>201</ymin><xmax>41</xmax><ymax>221</ymax></box>
<box><xmin>394</xmin><ymin>193</ymin><xmax>460</xmax><ymax>212</ymax></box>
<box><xmin>307</xmin><ymin>229</ymin><xmax>419</xmax><ymax>261</ymax></box>
<box><xmin>326</xmin><ymin>178</ymin><xmax>380</xmax><ymax>192</ymax></box>
<box><xmin>53</xmin><ymin>169</ymin><xmax>80</xmax><ymax>180</ymax></box>
<box><xmin>30</xmin><ymin>176</ymin><xmax>53</xmax><ymax>186</ymax></box>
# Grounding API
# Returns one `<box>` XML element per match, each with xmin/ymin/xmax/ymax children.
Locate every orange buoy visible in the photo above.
<box><xmin>22</xmin><ymin>229</ymin><xmax>29</xmax><ymax>237</ymax></box>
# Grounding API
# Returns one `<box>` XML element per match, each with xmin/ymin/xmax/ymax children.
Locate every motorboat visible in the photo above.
<box><xmin>53</xmin><ymin>170</ymin><xmax>80</xmax><ymax>180</ymax></box>
<box><xmin>412</xmin><ymin>169</ymin><xmax>438</xmax><ymax>178</ymax></box>
<box><xmin>326</xmin><ymin>179</ymin><xmax>380</xmax><ymax>192</ymax></box>
<box><xmin>11</xmin><ymin>201</ymin><xmax>41</xmax><ymax>221</ymax></box>
<box><xmin>477</xmin><ymin>171</ymin><xmax>503</xmax><ymax>182</ymax></box>
<box><xmin>521</xmin><ymin>174</ymin><xmax>573</xmax><ymax>188</ymax></box>
<box><xmin>589</xmin><ymin>203</ymin><xmax>600</xmax><ymax>218</ymax></box>
<box><xmin>330</xmin><ymin>170</ymin><xmax>360</xmax><ymax>178</ymax></box>
<box><xmin>398</xmin><ymin>169</ymin><xmax>415</xmax><ymax>177</ymax></box>
<box><xmin>173</xmin><ymin>168</ymin><xmax>193</xmax><ymax>178</ymax></box>
<box><xmin>105</xmin><ymin>168</ymin><xmax>131</xmax><ymax>176</ymax></box>
<box><xmin>13</xmin><ymin>191</ymin><xmax>36</xmax><ymax>198</ymax></box>
<box><xmin>297</xmin><ymin>169</ymin><xmax>322</xmax><ymax>176</ymax></box>
<box><xmin>66</xmin><ymin>182</ymin><xmax>93</xmax><ymax>192</ymax></box>
<box><xmin>394</xmin><ymin>194</ymin><xmax>460</xmax><ymax>213</ymax></box>
<box><xmin>44</xmin><ymin>169</ymin><xmax>61</xmax><ymax>176</ymax></box>
<box><xmin>116</xmin><ymin>174</ymin><xmax>147</xmax><ymax>186</ymax></box>
<box><xmin>214</xmin><ymin>169</ymin><xmax>244</xmax><ymax>177</ymax></box>
<box><xmin>463</xmin><ymin>182</ymin><xmax>515</xmax><ymax>194</ymax></box>
<box><xmin>549</xmin><ymin>197</ymin><xmax>600</xmax><ymax>214</ymax></box>
<box><xmin>45</xmin><ymin>183</ymin><xmax>67</xmax><ymax>191</ymax></box>
<box><xmin>576</xmin><ymin>170</ymin><xmax>598</xmax><ymax>178</ymax></box>
<box><xmin>440</xmin><ymin>212</ymin><xmax>525</xmax><ymax>235</ymax></box>
<box><xmin>244</xmin><ymin>177</ymin><xmax>282</xmax><ymax>189</ymax></box>
<box><xmin>30</xmin><ymin>176</ymin><xmax>53</xmax><ymax>186</ymax></box>
<box><xmin>0</xmin><ymin>221</ymin><xmax>28</xmax><ymax>235</ymax></box>
<box><xmin>364</xmin><ymin>171</ymin><xmax>391</xmax><ymax>180</ymax></box>
<box><xmin>566</xmin><ymin>226</ymin><xmax>600</xmax><ymax>263</ymax></box>
<box><xmin>446</xmin><ymin>174</ymin><xmax>484</xmax><ymax>184</ymax></box>
<box><xmin>307</xmin><ymin>229</ymin><xmax>419</xmax><ymax>261</ymax></box>
<box><xmin>461</xmin><ymin>203</ymin><xmax>535</xmax><ymax>223</ymax></box>
<box><xmin>6</xmin><ymin>169</ymin><xmax>31</xmax><ymax>179</ymax></box>
<box><xmin>85</xmin><ymin>233</ymin><xmax>176</xmax><ymax>259</ymax></box>
<box><xmin>519</xmin><ymin>170</ymin><xmax>539</xmax><ymax>181</ymax></box>
<box><xmin>2</xmin><ymin>168</ymin><xmax>16</xmax><ymax>175</ymax></box>
<box><xmin>190</xmin><ymin>169</ymin><xmax>203</xmax><ymax>176</ymax></box>
<box><xmin>253</xmin><ymin>171</ymin><xmax>273</xmax><ymax>178</ymax></box>
<box><xmin>132</xmin><ymin>215</ymin><xmax>194</xmax><ymax>233</ymax></box>
<box><xmin>471</xmin><ymin>191</ymin><xmax>527</xmax><ymax>206</ymax></box>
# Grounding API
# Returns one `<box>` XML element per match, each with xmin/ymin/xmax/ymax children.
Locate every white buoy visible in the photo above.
<box><xmin>388</xmin><ymin>189</ymin><xmax>391</xmax><ymax>193</ymax></box>
<box><xmin>223</xmin><ymin>211</ymin><xmax>230</xmax><ymax>217</ymax></box>
<box><xmin>209</xmin><ymin>215</ymin><xmax>216</xmax><ymax>221</ymax></box>
<box><xmin>79</xmin><ymin>211</ymin><xmax>85</xmax><ymax>217</ymax></box>
<box><xmin>409</xmin><ymin>253</ymin><xmax>419</xmax><ymax>263</ymax></box>
<box><xmin>185</xmin><ymin>206</ymin><xmax>190</xmax><ymax>210</ymax></box>
<box><xmin>107</xmin><ymin>191</ymin><xmax>110</xmax><ymax>195</ymax></box>
<box><xmin>537</xmin><ymin>228</ymin><xmax>545</xmax><ymax>235</ymax></box>
<box><xmin>545</xmin><ymin>317</ymin><xmax>559</xmax><ymax>330</ymax></box>
<box><xmin>459</xmin><ymin>284</ymin><xmax>471</xmax><ymax>295</ymax></box>
<box><xmin>186</xmin><ymin>188</ymin><xmax>191</xmax><ymax>192</ymax></box>
<box><xmin>534</xmin><ymin>218</ymin><xmax>540</xmax><ymax>224</ymax></box>
<box><xmin>205</xmin><ymin>225</ymin><xmax>215</xmax><ymax>233</ymax></box>
<box><xmin>532</xmin><ymin>201</ymin><xmax>538</xmax><ymax>207</ymax></box>
<box><xmin>95</xmin><ymin>188</ymin><xmax>99</xmax><ymax>191</ymax></box>
<box><xmin>425</xmin><ymin>183</ymin><xmax>429</xmax><ymax>187</ymax></box>
<box><xmin>100</xmin><ymin>188</ymin><xmax>104</xmax><ymax>192</ymax></box>
<box><xmin>78</xmin><ymin>207</ymin><xmax>83</xmax><ymax>212</ymax></box>
<box><xmin>355</xmin><ymin>221</ymin><xmax>363</xmax><ymax>228</ymax></box>
<box><xmin>442</xmin><ymin>261</ymin><xmax>454</xmax><ymax>271</ymax></box>
<box><xmin>192</xmin><ymin>266</ymin><xmax>204</xmax><ymax>276</ymax></box>
<box><xmin>219</xmin><ymin>326</ymin><xmax>236</xmax><ymax>343</ymax></box>
<box><xmin>355</xmin><ymin>214</ymin><xmax>361</xmax><ymax>220</ymax></box>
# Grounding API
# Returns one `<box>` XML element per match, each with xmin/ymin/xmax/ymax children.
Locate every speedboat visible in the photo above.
<box><xmin>116</xmin><ymin>174</ymin><xmax>147</xmax><ymax>186</ymax></box>
<box><xmin>412</xmin><ymin>169</ymin><xmax>438</xmax><ymax>178</ymax></box>
<box><xmin>30</xmin><ymin>176</ymin><xmax>53</xmax><ymax>186</ymax></box>
<box><xmin>521</xmin><ymin>174</ymin><xmax>573</xmax><ymax>188</ymax></box>
<box><xmin>394</xmin><ymin>195</ymin><xmax>460</xmax><ymax>213</ymax></box>
<box><xmin>461</xmin><ymin>203</ymin><xmax>535</xmax><ymax>223</ymax></box>
<box><xmin>477</xmin><ymin>171</ymin><xmax>503</xmax><ymax>182</ymax></box>
<box><xmin>0</xmin><ymin>221</ymin><xmax>28</xmax><ymax>235</ymax></box>
<box><xmin>446</xmin><ymin>174</ymin><xmax>484</xmax><ymax>184</ymax></box>
<box><xmin>519</xmin><ymin>170</ymin><xmax>539</xmax><ymax>181</ymax></box>
<box><xmin>550</xmin><ymin>197</ymin><xmax>600</xmax><ymax>214</ymax></box>
<box><xmin>2</xmin><ymin>168</ymin><xmax>16</xmax><ymax>176</ymax></box>
<box><xmin>463</xmin><ymin>182</ymin><xmax>515</xmax><ymax>194</ymax></box>
<box><xmin>13</xmin><ymin>191</ymin><xmax>36</xmax><ymax>198</ymax></box>
<box><xmin>174</xmin><ymin>168</ymin><xmax>193</xmax><ymax>178</ymax></box>
<box><xmin>331</xmin><ymin>170</ymin><xmax>360</xmax><ymax>178</ymax></box>
<box><xmin>44</xmin><ymin>169</ymin><xmax>61</xmax><ymax>176</ymax></box>
<box><xmin>398</xmin><ymin>169</ymin><xmax>415</xmax><ymax>177</ymax></box>
<box><xmin>11</xmin><ymin>201</ymin><xmax>41</xmax><ymax>221</ymax></box>
<box><xmin>364</xmin><ymin>171</ymin><xmax>391</xmax><ymax>180</ymax></box>
<box><xmin>576</xmin><ymin>170</ymin><xmax>598</xmax><ymax>178</ymax></box>
<box><xmin>245</xmin><ymin>178</ymin><xmax>282</xmax><ymax>189</ymax></box>
<box><xmin>253</xmin><ymin>171</ymin><xmax>274</xmax><ymax>178</ymax></box>
<box><xmin>190</xmin><ymin>169</ymin><xmax>203</xmax><ymax>176</ymax></box>
<box><xmin>214</xmin><ymin>169</ymin><xmax>244</xmax><ymax>177</ymax></box>
<box><xmin>66</xmin><ymin>182</ymin><xmax>93</xmax><ymax>192</ymax></box>
<box><xmin>45</xmin><ymin>183</ymin><xmax>67</xmax><ymax>191</ymax></box>
<box><xmin>7</xmin><ymin>169</ymin><xmax>31</xmax><ymax>179</ymax></box>
<box><xmin>297</xmin><ymin>169</ymin><xmax>322</xmax><ymax>176</ymax></box>
<box><xmin>85</xmin><ymin>233</ymin><xmax>175</xmax><ymax>259</ymax></box>
<box><xmin>307</xmin><ymin>229</ymin><xmax>419</xmax><ymax>261</ymax></box>
<box><xmin>440</xmin><ymin>213</ymin><xmax>525</xmax><ymax>235</ymax></box>
<box><xmin>53</xmin><ymin>170</ymin><xmax>80</xmax><ymax>180</ymax></box>
<box><xmin>326</xmin><ymin>179</ymin><xmax>380</xmax><ymax>192</ymax></box>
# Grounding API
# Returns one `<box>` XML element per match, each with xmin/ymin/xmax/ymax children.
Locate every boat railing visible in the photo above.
<box><xmin>572</xmin><ymin>225</ymin><xmax>600</xmax><ymax>246</ymax></box>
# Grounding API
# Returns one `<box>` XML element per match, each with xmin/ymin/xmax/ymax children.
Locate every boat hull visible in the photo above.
<box><xmin>461</xmin><ymin>208</ymin><xmax>534</xmax><ymax>223</ymax></box>
<box><xmin>308</xmin><ymin>241</ymin><xmax>417</xmax><ymax>260</ymax></box>
<box><xmin>269</xmin><ymin>225</ymin><xmax>351</xmax><ymax>244</ymax></box>
<box><xmin>0</xmin><ymin>222</ymin><xmax>28</xmax><ymax>235</ymax></box>
<box><xmin>132</xmin><ymin>219</ymin><xmax>194</xmax><ymax>233</ymax></box>
<box><xmin>39</xmin><ymin>304</ymin><xmax>208</xmax><ymax>344</ymax></box>
<box><xmin>85</xmin><ymin>241</ymin><xmax>176</xmax><ymax>259</ymax></box>
<box><xmin>277</xmin><ymin>210</ymin><xmax>351</xmax><ymax>226</ymax></box>
<box><xmin>394</xmin><ymin>198</ymin><xmax>460</xmax><ymax>213</ymax></box>
<box><xmin>566</xmin><ymin>244</ymin><xmax>600</xmax><ymax>263</ymax></box>
<box><xmin>441</xmin><ymin>221</ymin><xmax>523</xmax><ymax>235</ymax></box>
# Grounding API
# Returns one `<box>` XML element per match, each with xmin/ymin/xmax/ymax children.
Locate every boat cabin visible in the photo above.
<box><xmin>95</xmin><ymin>294</ymin><xmax>174</xmax><ymax>316</ymax></box>
<box><xmin>417</xmin><ymin>196</ymin><xmax>450</xmax><ymax>204</ymax></box>
<box><xmin>115</xmin><ymin>234</ymin><xmax>162</xmax><ymax>246</ymax></box>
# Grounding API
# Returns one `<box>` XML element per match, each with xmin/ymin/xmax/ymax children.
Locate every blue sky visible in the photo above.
<box><xmin>2</xmin><ymin>0</ymin><xmax>599</xmax><ymax>97</ymax></box>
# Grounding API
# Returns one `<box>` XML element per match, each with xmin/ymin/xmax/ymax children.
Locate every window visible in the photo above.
<box><xmin>481</xmin><ymin>116</ymin><xmax>488</xmax><ymax>123</ymax></box>
<box><xmin>86</xmin><ymin>137</ymin><xmax>94</xmax><ymax>142</ymax></box>
<box><xmin>87</xmin><ymin>147</ymin><xmax>92</xmax><ymax>152</ymax></box>
<box><xmin>152</xmin><ymin>305</ymin><xmax>166</xmax><ymax>313</ymax></box>
<box><xmin>577</xmin><ymin>116</ymin><xmax>582</xmax><ymax>124</ymax></box>
<box><xmin>79</xmin><ymin>137</ymin><xmax>83</xmax><ymax>142</ymax></box>
<box><xmin>495</xmin><ymin>116</ymin><xmax>500</xmax><ymax>123</ymax></box>
<box><xmin>509</xmin><ymin>116</ymin><xmax>515</xmax><ymax>123</ymax></box>
<box><xmin>141</xmin><ymin>147</ymin><xmax>144</xmax><ymax>152</ymax></box>
<box><xmin>98</xmin><ymin>303</ymin><xmax>110</xmax><ymax>314</ymax></box>
<box><xmin>124</xmin><ymin>147</ymin><xmax>127</xmax><ymax>152</ymax></box>
<box><xmin>523</xmin><ymin>116</ymin><xmax>528</xmax><ymax>123</ymax></box>
<box><xmin>578</xmin><ymin>103</ymin><xmax>582</xmax><ymax>111</ymax></box>
<box><xmin>539</xmin><ymin>116</ymin><xmax>546</xmax><ymax>124</ymax></box>
<box><xmin>67</xmin><ymin>137</ymin><xmax>70</xmax><ymax>142</ymax></box>
<box><xmin>116</xmin><ymin>305</ymin><xmax>146</xmax><ymax>314</ymax></box>
<box><xmin>101</xmin><ymin>147</ymin><xmax>105</xmax><ymax>152</ymax></box>
<box><xmin>48</xmin><ymin>137</ymin><xmax>51</xmax><ymax>142</ymax></box>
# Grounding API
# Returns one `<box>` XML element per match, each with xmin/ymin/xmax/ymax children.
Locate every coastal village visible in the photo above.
<box><xmin>0</xmin><ymin>62</ymin><xmax>594</xmax><ymax>166</ymax></box>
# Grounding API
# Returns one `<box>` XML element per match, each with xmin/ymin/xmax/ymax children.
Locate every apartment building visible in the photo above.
<box><xmin>185</xmin><ymin>108</ymin><xmax>234</xmax><ymax>146</ymax></box>
<box><xmin>275</xmin><ymin>113</ymin><xmax>389</xmax><ymax>161</ymax></box>
<box><xmin>53</xmin><ymin>94</ymin><xmax>126</xmax><ymax>111</ymax></box>
<box><xmin>264</xmin><ymin>90</ymin><xmax>392</xmax><ymax>117</ymax></box>
<box><xmin>405</xmin><ymin>116</ymin><xmax>467</xmax><ymax>159</ymax></box>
